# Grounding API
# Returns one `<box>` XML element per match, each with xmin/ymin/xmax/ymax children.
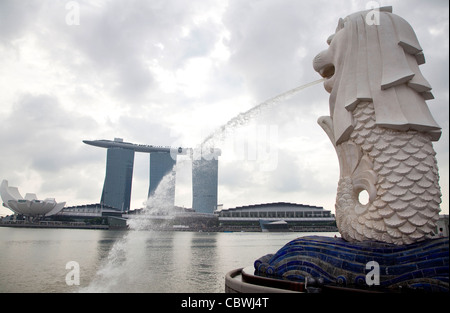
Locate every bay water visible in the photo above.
<box><xmin>0</xmin><ymin>227</ymin><xmax>337</xmax><ymax>293</ymax></box>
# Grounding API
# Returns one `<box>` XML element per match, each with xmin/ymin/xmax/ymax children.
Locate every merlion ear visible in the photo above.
<box><xmin>327</xmin><ymin>34</ymin><xmax>334</xmax><ymax>45</ymax></box>
<box><xmin>380</xmin><ymin>6</ymin><xmax>393</xmax><ymax>13</ymax></box>
<box><xmin>335</xmin><ymin>18</ymin><xmax>345</xmax><ymax>32</ymax></box>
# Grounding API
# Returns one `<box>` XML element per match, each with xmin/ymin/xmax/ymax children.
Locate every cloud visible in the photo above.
<box><xmin>223</xmin><ymin>0</ymin><xmax>350</xmax><ymax>100</ymax></box>
<box><xmin>0</xmin><ymin>0</ymin><xmax>448</xmax><ymax>217</ymax></box>
<box><xmin>0</xmin><ymin>1</ymin><xmax>41</xmax><ymax>45</ymax></box>
<box><xmin>0</xmin><ymin>94</ymin><xmax>103</xmax><ymax>210</ymax></box>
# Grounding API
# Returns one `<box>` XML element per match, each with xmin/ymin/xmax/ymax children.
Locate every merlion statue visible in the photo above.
<box><xmin>244</xmin><ymin>7</ymin><xmax>448</xmax><ymax>293</ymax></box>
<box><xmin>313</xmin><ymin>7</ymin><xmax>442</xmax><ymax>245</ymax></box>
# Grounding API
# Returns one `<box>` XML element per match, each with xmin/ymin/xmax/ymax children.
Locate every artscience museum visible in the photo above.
<box><xmin>0</xmin><ymin>180</ymin><xmax>65</xmax><ymax>217</ymax></box>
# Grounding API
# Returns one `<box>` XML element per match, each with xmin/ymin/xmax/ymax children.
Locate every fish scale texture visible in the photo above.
<box><xmin>337</xmin><ymin>102</ymin><xmax>441</xmax><ymax>245</ymax></box>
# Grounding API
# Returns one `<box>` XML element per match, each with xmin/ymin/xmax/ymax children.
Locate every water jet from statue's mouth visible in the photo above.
<box><xmin>320</xmin><ymin>64</ymin><xmax>335</xmax><ymax>79</ymax></box>
<box><xmin>320</xmin><ymin>64</ymin><xmax>335</xmax><ymax>93</ymax></box>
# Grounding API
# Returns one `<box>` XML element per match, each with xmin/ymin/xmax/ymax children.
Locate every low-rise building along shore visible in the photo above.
<box><xmin>216</xmin><ymin>202</ymin><xmax>338</xmax><ymax>232</ymax></box>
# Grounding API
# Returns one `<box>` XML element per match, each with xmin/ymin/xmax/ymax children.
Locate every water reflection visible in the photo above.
<box><xmin>0</xmin><ymin>228</ymin><xmax>127</xmax><ymax>292</ymax></box>
<box><xmin>186</xmin><ymin>233</ymin><xmax>219</xmax><ymax>291</ymax></box>
<box><xmin>0</xmin><ymin>228</ymin><xmax>337</xmax><ymax>293</ymax></box>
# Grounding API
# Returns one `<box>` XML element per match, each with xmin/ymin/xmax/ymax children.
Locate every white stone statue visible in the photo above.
<box><xmin>313</xmin><ymin>7</ymin><xmax>442</xmax><ymax>245</ymax></box>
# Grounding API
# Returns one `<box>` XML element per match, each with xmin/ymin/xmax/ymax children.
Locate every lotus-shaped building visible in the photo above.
<box><xmin>0</xmin><ymin>180</ymin><xmax>65</xmax><ymax>217</ymax></box>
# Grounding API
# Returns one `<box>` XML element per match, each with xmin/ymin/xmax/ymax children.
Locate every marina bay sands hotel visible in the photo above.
<box><xmin>83</xmin><ymin>138</ymin><xmax>221</xmax><ymax>214</ymax></box>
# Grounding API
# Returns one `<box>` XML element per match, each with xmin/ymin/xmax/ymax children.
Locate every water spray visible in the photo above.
<box><xmin>201</xmin><ymin>78</ymin><xmax>326</xmax><ymax>146</ymax></box>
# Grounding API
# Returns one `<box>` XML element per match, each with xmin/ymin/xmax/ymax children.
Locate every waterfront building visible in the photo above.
<box><xmin>0</xmin><ymin>180</ymin><xmax>65</xmax><ymax>217</ymax></box>
<box><xmin>85</xmin><ymin>139</ymin><xmax>222</xmax><ymax>213</ymax></box>
<box><xmin>436</xmin><ymin>214</ymin><xmax>449</xmax><ymax>237</ymax></box>
<box><xmin>148</xmin><ymin>152</ymin><xmax>176</xmax><ymax>207</ymax></box>
<box><xmin>216</xmin><ymin>202</ymin><xmax>337</xmax><ymax>231</ymax></box>
<box><xmin>84</xmin><ymin>138</ymin><xmax>186</xmax><ymax>212</ymax></box>
<box><xmin>192</xmin><ymin>148</ymin><xmax>221</xmax><ymax>214</ymax></box>
<box><xmin>57</xmin><ymin>203</ymin><xmax>122</xmax><ymax>218</ymax></box>
<box><xmin>101</xmin><ymin>145</ymin><xmax>135</xmax><ymax>212</ymax></box>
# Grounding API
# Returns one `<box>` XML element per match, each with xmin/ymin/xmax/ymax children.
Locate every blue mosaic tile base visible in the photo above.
<box><xmin>254</xmin><ymin>236</ymin><xmax>449</xmax><ymax>292</ymax></box>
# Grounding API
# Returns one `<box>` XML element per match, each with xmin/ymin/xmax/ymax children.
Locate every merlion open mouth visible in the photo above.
<box><xmin>319</xmin><ymin>64</ymin><xmax>335</xmax><ymax>79</ymax></box>
<box><xmin>321</xmin><ymin>64</ymin><xmax>335</xmax><ymax>93</ymax></box>
<box><xmin>313</xmin><ymin>51</ymin><xmax>335</xmax><ymax>93</ymax></box>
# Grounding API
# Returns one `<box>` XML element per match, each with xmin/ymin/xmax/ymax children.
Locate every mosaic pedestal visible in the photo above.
<box><xmin>254</xmin><ymin>236</ymin><xmax>448</xmax><ymax>293</ymax></box>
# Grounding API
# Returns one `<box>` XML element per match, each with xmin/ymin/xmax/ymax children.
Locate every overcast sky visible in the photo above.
<box><xmin>0</xmin><ymin>0</ymin><xmax>448</xmax><ymax>217</ymax></box>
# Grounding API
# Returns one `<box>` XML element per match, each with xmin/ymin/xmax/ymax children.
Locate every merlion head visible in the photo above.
<box><xmin>313</xmin><ymin>6</ymin><xmax>441</xmax><ymax>145</ymax></box>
